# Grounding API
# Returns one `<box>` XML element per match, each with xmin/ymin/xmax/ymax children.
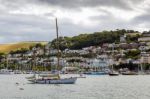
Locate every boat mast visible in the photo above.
<box><xmin>111</xmin><ymin>43</ymin><xmax>114</xmax><ymax>70</ymax></box>
<box><xmin>55</xmin><ymin>18</ymin><xmax>60</xmax><ymax>70</ymax></box>
<box><xmin>6</xmin><ymin>55</ymin><xmax>8</xmax><ymax>69</ymax></box>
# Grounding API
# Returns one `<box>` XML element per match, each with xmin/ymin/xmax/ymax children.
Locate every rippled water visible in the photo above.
<box><xmin>0</xmin><ymin>74</ymin><xmax>150</xmax><ymax>99</ymax></box>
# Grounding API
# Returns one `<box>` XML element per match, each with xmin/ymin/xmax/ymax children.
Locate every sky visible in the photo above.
<box><xmin>0</xmin><ymin>0</ymin><xmax>150</xmax><ymax>43</ymax></box>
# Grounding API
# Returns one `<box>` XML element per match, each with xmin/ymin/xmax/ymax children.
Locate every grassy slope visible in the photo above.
<box><xmin>0</xmin><ymin>41</ymin><xmax>48</xmax><ymax>53</ymax></box>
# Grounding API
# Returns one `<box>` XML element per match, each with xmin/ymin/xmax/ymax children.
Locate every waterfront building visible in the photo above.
<box><xmin>84</xmin><ymin>55</ymin><xmax>110</xmax><ymax>70</ymax></box>
<box><xmin>138</xmin><ymin>37</ymin><xmax>150</xmax><ymax>42</ymax></box>
<box><xmin>140</xmin><ymin>52</ymin><xmax>150</xmax><ymax>64</ymax></box>
<box><xmin>138</xmin><ymin>33</ymin><xmax>150</xmax><ymax>42</ymax></box>
<box><xmin>120</xmin><ymin>35</ymin><xmax>126</xmax><ymax>43</ymax></box>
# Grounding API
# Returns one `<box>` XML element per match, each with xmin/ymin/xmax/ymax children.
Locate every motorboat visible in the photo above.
<box><xmin>109</xmin><ymin>71</ymin><xmax>119</xmax><ymax>76</ymax></box>
<box><xmin>122</xmin><ymin>71</ymin><xmax>138</xmax><ymax>75</ymax></box>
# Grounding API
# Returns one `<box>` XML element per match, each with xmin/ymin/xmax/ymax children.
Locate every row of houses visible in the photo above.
<box><xmin>2</xmin><ymin>32</ymin><xmax>150</xmax><ymax>70</ymax></box>
<box><xmin>4</xmin><ymin>42</ymin><xmax>150</xmax><ymax>66</ymax></box>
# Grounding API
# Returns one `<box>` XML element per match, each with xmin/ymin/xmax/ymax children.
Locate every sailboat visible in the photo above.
<box><xmin>138</xmin><ymin>63</ymin><xmax>145</xmax><ymax>75</ymax></box>
<box><xmin>109</xmin><ymin>65</ymin><xmax>119</xmax><ymax>76</ymax></box>
<box><xmin>108</xmin><ymin>44</ymin><xmax>119</xmax><ymax>76</ymax></box>
<box><xmin>28</xmin><ymin>18</ymin><xmax>77</xmax><ymax>84</ymax></box>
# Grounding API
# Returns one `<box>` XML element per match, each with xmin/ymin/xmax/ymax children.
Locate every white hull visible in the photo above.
<box><xmin>0</xmin><ymin>72</ymin><xmax>14</xmax><ymax>75</ymax></box>
<box><xmin>0</xmin><ymin>69</ymin><xmax>14</xmax><ymax>75</ymax></box>
<box><xmin>29</xmin><ymin>77</ymin><xmax>77</xmax><ymax>84</ymax></box>
<box><xmin>109</xmin><ymin>71</ymin><xmax>119</xmax><ymax>76</ymax></box>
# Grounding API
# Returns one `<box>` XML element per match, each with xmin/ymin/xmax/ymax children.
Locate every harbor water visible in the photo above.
<box><xmin>0</xmin><ymin>74</ymin><xmax>150</xmax><ymax>99</ymax></box>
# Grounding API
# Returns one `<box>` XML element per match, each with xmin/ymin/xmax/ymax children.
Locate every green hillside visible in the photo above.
<box><xmin>51</xmin><ymin>29</ymin><xmax>140</xmax><ymax>50</ymax></box>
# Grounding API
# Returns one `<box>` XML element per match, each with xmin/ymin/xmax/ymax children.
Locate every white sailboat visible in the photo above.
<box><xmin>28</xmin><ymin>74</ymin><xmax>77</xmax><ymax>84</ymax></box>
<box><xmin>28</xmin><ymin>18</ymin><xmax>77</xmax><ymax>84</ymax></box>
<box><xmin>138</xmin><ymin>63</ymin><xmax>145</xmax><ymax>75</ymax></box>
<box><xmin>108</xmin><ymin>44</ymin><xmax>119</xmax><ymax>76</ymax></box>
<box><xmin>109</xmin><ymin>65</ymin><xmax>119</xmax><ymax>76</ymax></box>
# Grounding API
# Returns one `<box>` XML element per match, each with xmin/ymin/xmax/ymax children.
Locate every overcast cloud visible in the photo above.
<box><xmin>0</xmin><ymin>0</ymin><xmax>149</xmax><ymax>43</ymax></box>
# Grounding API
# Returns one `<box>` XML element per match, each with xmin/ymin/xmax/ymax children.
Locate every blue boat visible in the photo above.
<box><xmin>84</xmin><ymin>71</ymin><xmax>107</xmax><ymax>75</ymax></box>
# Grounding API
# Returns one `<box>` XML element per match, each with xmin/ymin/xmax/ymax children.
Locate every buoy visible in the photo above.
<box><xmin>16</xmin><ymin>82</ymin><xmax>19</xmax><ymax>85</ymax></box>
<box><xmin>19</xmin><ymin>88</ymin><xmax>24</xmax><ymax>90</ymax></box>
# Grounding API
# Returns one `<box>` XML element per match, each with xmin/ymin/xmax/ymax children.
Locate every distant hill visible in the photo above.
<box><xmin>51</xmin><ymin>29</ymin><xmax>140</xmax><ymax>50</ymax></box>
<box><xmin>0</xmin><ymin>41</ymin><xmax>48</xmax><ymax>53</ymax></box>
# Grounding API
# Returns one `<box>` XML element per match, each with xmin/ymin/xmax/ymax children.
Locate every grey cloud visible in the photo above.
<box><xmin>88</xmin><ymin>11</ymin><xmax>136</xmax><ymax>31</ymax></box>
<box><xmin>37</xmin><ymin>0</ymin><xmax>143</xmax><ymax>10</ymax></box>
<box><xmin>0</xmin><ymin>0</ymin><xmax>31</xmax><ymax>11</ymax></box>
<box><xmin>0</xmin><ymin>0</ymin><xmax>144</xmax><ymax>11</ymax></box>
<box><xmin>133</xmin><ymin>14</ymin><xmax>150</xmax><ymax>23</ymax></box>
<box><xmin>0</xmin><ymin>13</ymin><xmax>57</xmax><ymax>43</ymax></box>
<box><xmin>0</xmin><ymin>0</ymin><xmax>149</xmax><ymax>44</ymax></box>
<box><xmin>131</xmin><ymin>13</ymin><xmax>150</xmax><ymax>29</ymax></box>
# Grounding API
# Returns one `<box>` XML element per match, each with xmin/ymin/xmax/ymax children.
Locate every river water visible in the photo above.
<box><xmin>0</xmin><ymin>74</ymin><xmax>150</xmax><ymax>99</ymax></box>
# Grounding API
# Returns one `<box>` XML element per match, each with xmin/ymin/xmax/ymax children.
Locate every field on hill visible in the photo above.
<box><xmin>0</xmin><ymin>41</ymin><xmax>48</xmax><ymax>53</ymax></box>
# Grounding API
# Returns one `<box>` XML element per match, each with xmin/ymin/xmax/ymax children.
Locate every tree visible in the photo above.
<box><xmin>35</xmin><ymin>43</ymin><xmax>43</xmax><ymax>48</ymax></box>
<box><xmin>125</xmin><ymin>50</ymin><xmax>141</xmax><ymax>59</ymax></box>
<box><xmin>50</xmin><ymin>29</ymin><xmax>140</xmax><ymax>50</ymax></box>
<box><xmin>0</xmin><ymin>52</ymin><xmax>6</xmax><ymax>62</ymax></box>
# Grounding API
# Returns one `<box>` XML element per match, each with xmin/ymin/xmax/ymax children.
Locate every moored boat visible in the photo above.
<box><xmin>84</xmin><ymin>71</ymin><xmax>107</xmax><ymax>75</ymax></box>
<box><xmin>122</xmin><ymin>71</ymin><xmax>138</xmax><ymax>75</ymax></box>
<box><xmin>109</xmin><ymin>71</ymin><xmax>119</xmax><ymax>76</ymax></box>
<box><xmin>27</xmin><ymin>18</ymin><xmax>78</xmax><ymax>84</ymax></box>
<box><xmin>29</xmin><ymin>77</ymin><xmax>77</xmax><ymax>84</ymax></box>
<box><xmin>28</xmin><ymin>74</ymin><xmax>77</xmax><ymax>84</ymax></box>
<box><xmin>78</xmin><ymin>74</ymin><xmax>86</xmax><ymax>78</ymax></box>
<box><xmin>0</xmin><ymin>69</ymin><xmax>14</xmax><ymax>75</ymax></box>
<box><xmin>26</xmin><ymin>74</ymin><xmax>36</xmax><ymax>80</ymax></box>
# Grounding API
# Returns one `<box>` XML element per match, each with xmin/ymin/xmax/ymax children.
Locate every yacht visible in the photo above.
<box><xmin>27</xmin><ymin>18</ymin><xmax>77</xmax><ymax>84</ymax></box>
<box><xmin>28</xmin><ymin>74</ymin><xmax>77</xmax><ymax>84</ymax></box>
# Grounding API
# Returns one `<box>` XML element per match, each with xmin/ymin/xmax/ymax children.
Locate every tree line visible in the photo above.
<box><xmin>51</xmin><ymin>29</ymin><xmax>140</xmax><ymax>50</ymax></box>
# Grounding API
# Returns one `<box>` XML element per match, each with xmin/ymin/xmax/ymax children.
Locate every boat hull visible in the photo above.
<box><xmin>122</xmin><ymin>72</ymin><xmax>138</xmax><ymax>75</ymax></box>
<box><xmin>0</xmin><ymin>69</ymin><xmax>14</xmax><ymax>75</ymax></box>
<box><xmin>109</xmin><ymin>73</ymin><xmax>119</xmax><ymax>76</ymax></box>
<box><xmin>0</xmin><ymin>72</ymin><xmax>14</xmax><ymax>75</ymax></box>
<box><xmin>28</xmin><ymin>77</ymin><xmax>77</xmax><ymax>84</ymax></box>
<box><xmin>84</xmin><ymin>72</ymin><xmax>107</xmax><ymax>75</ymax></box>
<box><xmin>109</xmin><ymin>71</ymin><xmax>119</xmax><ymax>76</ymax></box>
